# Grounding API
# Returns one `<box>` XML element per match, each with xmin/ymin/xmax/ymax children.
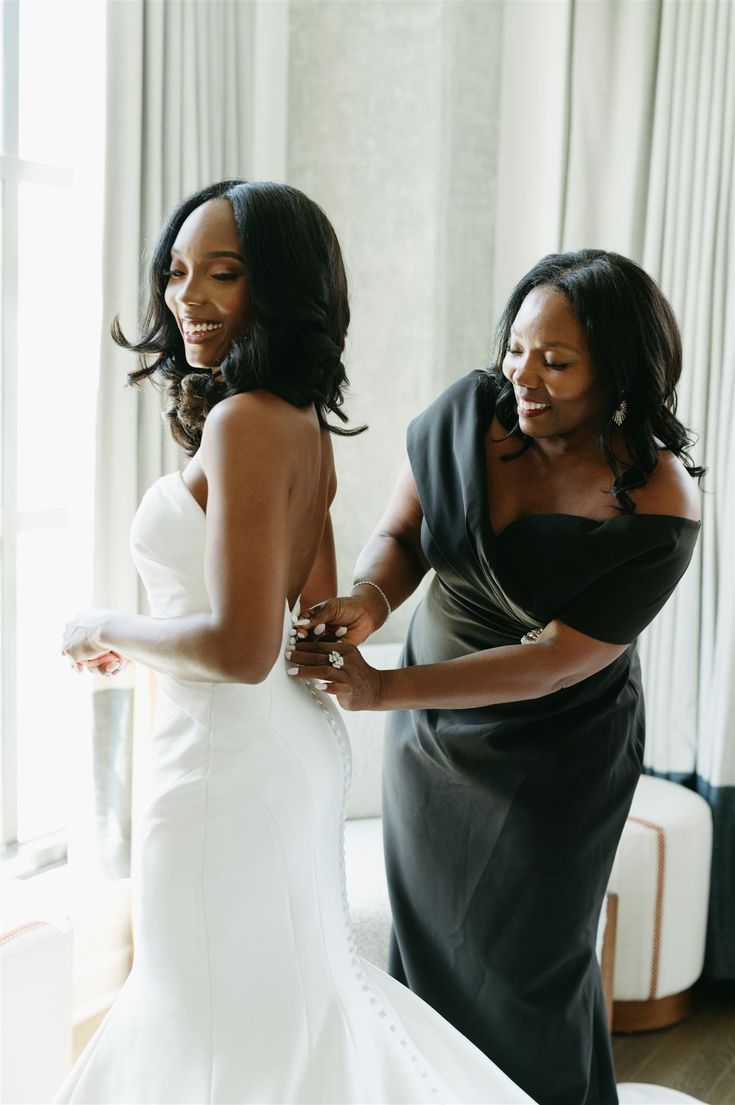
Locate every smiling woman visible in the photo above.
<box><xmin>292</xmin><ymin>249</ymin><xmax>706</xmax><ymax>1105</ymax></box>
<box><xmin>491</xmin><ymin>250</ymin><xmax>704</xmax><ymax>514</ymax></box>
<box><xmin>163</xmin><ymin>199</ymin><xmax>249</xmax><ymax>368</ymax></box>
<box><xmin>505</xmin><ymin>287</ymin><xmax>606</xmax><ymax>431</ymax></box>
<box><xmin>54</xmin><ymin>179</ymin><xmax>546</xmax><ymax>1105</ymax></box>
<box><xmin>112</xmin><ymin>179</ymin><xmax>361</xmax><ymax>455</ymax></box>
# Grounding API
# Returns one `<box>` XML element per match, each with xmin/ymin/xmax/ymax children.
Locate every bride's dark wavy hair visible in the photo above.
<box><xmin>113</xmin><ymin>179</ymin><xmax>365</xmax><ymax>454</ymax></box>
<box><xmin>486</xmin><ymin>249</ymin><xmax>705</xmax><ymax>513</ymax></box>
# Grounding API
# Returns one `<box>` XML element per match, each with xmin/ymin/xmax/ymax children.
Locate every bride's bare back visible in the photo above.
<box><xmin>182</xmin><ymin>390</ymin><xmax>336</xmax><ymax>673</ymax></box>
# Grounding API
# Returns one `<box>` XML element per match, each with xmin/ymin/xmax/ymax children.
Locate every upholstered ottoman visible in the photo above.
<box><xmin>608</xmin><ymin>775</ymin><xmax>713</xmax><ymax>1032</ymax></box>
<box><xmin>342</xmin><ymin>643</ymin><xmax>401</xmax><ymax>970</ymax></box>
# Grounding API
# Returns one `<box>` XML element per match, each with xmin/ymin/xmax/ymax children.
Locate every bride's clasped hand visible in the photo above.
<box><xmin>62</xmin><ymin>608</ymin><xmax>129</xmax><ymax>676</ymax></box>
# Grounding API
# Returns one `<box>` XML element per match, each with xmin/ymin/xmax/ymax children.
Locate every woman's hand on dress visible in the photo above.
<box><xmin>62</xmin><ymin>609</ymin><xmax>130</xmax><ymax>675</ymax></box>
<box><xmin>300</xmin><ymin>590</ymin><xmax>387</xmax><ymax>645</ymax></box>
<box><xmin>285</xmin><ymin>639</ymin><xmax>383</xmax><ymax>711</ymax></box>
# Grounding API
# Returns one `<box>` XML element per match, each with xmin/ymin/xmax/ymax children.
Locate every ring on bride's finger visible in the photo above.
<box><xmin>328</xmin><ymin>650</ymin><xmax>344</xmax><ymax>669</ymax></box>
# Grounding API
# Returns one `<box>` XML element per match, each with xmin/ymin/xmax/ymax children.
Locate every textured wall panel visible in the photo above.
<box><xmin>287</xmin><ymin>1</ymin><xmax>502</xmax><ymax>637</ymax></box>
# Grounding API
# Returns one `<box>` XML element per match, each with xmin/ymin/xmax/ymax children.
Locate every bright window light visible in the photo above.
<box><xmin>2</xmin><ymin>0</ymin><xmax>106</xmax><ymax>861</ymax></box>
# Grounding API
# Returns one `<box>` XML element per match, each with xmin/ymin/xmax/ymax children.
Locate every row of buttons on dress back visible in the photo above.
<box><xmin>304</xmin><ymin>681</ymin><xmax>442</xmax><ymax>1101</ymax></box>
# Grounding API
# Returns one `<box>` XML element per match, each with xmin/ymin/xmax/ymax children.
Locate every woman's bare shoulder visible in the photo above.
<box><xmin>202</xmin><ymin>392</ymin><xmax>318</xmax><ymax>455</ymax></box>
<box><xmin>204</xmin><ymin>390</ymin><xmax>309</xmax><ymax>429</ymax></box>
<box><xmin>635</xmin><ymin>450</ymin><xmax>701</xmax><ymax>522</ymax></box>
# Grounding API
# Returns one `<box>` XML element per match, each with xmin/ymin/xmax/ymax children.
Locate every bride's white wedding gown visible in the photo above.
<box><xmin>55</xmin><ymin>472</ymin><xmax>702</xmax><ymax>1105</ymax></box>
<box><xmin>55</xmin><ymin>471</ymin><xmax>533</xmax><ymax>1105</ymax></box>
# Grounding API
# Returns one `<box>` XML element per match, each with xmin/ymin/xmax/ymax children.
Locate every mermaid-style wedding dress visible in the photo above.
<box><xmin>54</xmin><ymin>471</ymin><xmax>533</xmax><ymax>1104</ymax></box>
<box><xmin>54</xmin><ymin>473</ymin><xmax>702</xmax><ymax>1105</ymax></box>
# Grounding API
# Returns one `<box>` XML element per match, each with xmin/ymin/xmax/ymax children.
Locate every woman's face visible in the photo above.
<box><xmin>502</xmin><ymin>285</ymin><xmax>610</xmax><ymax>442</ymax></box>
<box><xmin>164</xmin><ymin>197</ymin><xmax>249</xmax><ymax>369</ymax></box>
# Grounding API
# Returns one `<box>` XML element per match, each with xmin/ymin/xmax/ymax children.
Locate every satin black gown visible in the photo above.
<box><xmin>383</xmin><ymin>370</ymin><xmax>700</xmax><ymax>1105</ymax></box>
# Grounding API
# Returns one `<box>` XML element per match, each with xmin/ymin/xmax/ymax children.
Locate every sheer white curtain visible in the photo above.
<box><xmin>96</xmin><ymin>0</ymin><xmax>256</xmax><ymax>620</ymax></box>
<box><xmin>493</xmin><ymin>0</ymin><xmax>734</xmax><ymax>978</ymax></box>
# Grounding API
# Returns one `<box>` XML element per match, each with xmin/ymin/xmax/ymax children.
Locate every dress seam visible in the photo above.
<box><xmin>252</xmin><ymin>705</ymin><xmax>360</xmax><ymax>1084</ymax></box>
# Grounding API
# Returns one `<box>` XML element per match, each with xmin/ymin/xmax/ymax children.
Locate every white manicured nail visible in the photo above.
<box><xmin>285</xmin><ymin>650</ymin><xmax>292</xmax><ymax>660</ymax></box>
<box><xmin>335</xmin><ymin>627</ymin><xmax>347</xmax><ymax>637</ymax></box>
<box><xmin>287</xmin><ymin>667</ymin><xmax>299</xmax><ymax>675</ymax></box>
<box><xmin>296</xmin><ymin>617</ymin><xmax>310</xmax><ymax>626</ymax></box>
<box><xmin>314</xmin><ymin>623</ymin><xmax>326</xmax><ymax>635</ymax></box>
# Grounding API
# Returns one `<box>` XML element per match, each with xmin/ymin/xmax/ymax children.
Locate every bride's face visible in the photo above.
<box><xmin>164</xmin><ymin>197</ymin><xmax>249</xmax><ymax>369</ymax></box>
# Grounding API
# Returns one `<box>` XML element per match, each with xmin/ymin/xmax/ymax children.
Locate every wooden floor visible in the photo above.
<box><xmin>612</xmin><ymin>980</ymin><xmax>735</xmax><ymax>1104</ymax></box>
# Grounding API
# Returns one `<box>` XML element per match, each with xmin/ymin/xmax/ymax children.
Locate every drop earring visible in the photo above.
<box><xmin>612</xmin><ymin>398</ymin><xmax>627</xmax><ymax>426</ymax></box>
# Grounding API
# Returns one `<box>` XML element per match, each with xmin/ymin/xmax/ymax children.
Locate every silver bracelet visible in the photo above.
<box><xmin>351</xmin><ymin>579</ymin><xmax>391</xmax><ymax>619</ymax></box>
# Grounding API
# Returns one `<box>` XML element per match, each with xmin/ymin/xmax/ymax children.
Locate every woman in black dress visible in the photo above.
<box><xmin>288</xmin><ymin>250</ymin><xmax>703</xmax><ymax>1105</ymax></box>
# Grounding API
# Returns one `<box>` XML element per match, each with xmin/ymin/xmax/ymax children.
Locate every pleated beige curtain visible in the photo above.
<box><xmin>494</xmin><ymin>0</ymin><xmax>734</xmax><ymax>977</ymax></box>
<box><xmin>635</xmin><ymin>0</ymin><xmax>735</xmax><ymax>978</ymax></box>
<box><xmin>638</xmin><ymin>0</ymin><xmax>735</xmax><ymax>778</ymax></box>
<box><xmin>90</xmin><ymin>0</ymin><xmax>256</xmax><ymax>876</ymax></box>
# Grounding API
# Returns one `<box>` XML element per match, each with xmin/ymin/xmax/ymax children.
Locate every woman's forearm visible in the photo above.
<box><xmin>353</xmin><ymin>531</ymin><xmax>428</xmax><ymax>614</ymax></box>
<box><xmin>374</xmin><ymin>638</ymin><xmax>597</xmax><ymax>711</ymax></box>
<box><xmin>97</xmin><ymin>611</ymin><xmax>270</xmax><ymax>684</ymax></box>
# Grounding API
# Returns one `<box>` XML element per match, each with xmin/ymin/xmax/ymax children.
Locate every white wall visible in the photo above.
<box><xmin>287</xmin><ymin>0</ymin><xmax>503</xmax><ymax>638</ymax></box>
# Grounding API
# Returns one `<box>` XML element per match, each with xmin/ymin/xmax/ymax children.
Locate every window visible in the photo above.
<box><xmin>1</xmin><ymin>0</ymin><xmax>105</xmax><ymax>874</ymax></box>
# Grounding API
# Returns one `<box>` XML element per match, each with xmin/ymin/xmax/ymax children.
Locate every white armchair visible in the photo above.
<box><xmin>342</xmin><ymin>643</ymin><xmax>397</xmax><ymax>972</ymax></box>
<box><xmin>0</xmin><ymin>918</ymin><xmax>73</xmax><ymax>1105</ymax></box>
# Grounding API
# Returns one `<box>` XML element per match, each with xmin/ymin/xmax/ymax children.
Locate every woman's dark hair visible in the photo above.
<box><xmin>113</xmin><ymin>179</ymin><xmax>364</xmax><ymax>453</ymax></box>
<box><xmin>488</xmin><ymin>249</ymin><xmax>705</xmax><ymax>512</ymax></box>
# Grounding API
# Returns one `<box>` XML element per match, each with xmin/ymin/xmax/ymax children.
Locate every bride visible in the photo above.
<box><xmin>58</xmin><ymin>179</ymin><xmax>534</xmax><ymax>1104</ymax></box>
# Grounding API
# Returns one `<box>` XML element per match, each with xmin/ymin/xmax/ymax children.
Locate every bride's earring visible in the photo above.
<box><xmin>612</xmin><ymin>398</ymin><xmax>627</xmax><ymax>426</ymax></box>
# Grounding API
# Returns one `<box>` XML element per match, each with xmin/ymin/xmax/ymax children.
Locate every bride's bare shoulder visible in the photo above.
<box><xmin>202</xmin><ymin>392</ymin><xmax>317</xmax><ymax>454</ymax></box>
<box><xmin>206</xmin><ymin>390</ymin><xmax>311</xmax><ymax>427</ymax></box>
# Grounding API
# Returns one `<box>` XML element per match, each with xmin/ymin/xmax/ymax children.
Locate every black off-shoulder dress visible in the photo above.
<box><xmin>383</xmin><ymin>371</ymin><xmax>700</xmax><ymax>1105</ymax></box>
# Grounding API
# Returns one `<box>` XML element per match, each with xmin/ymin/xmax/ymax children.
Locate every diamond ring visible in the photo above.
<box><xmin>328</xmin><ymin>651</ymin><xmax>345</xmax><ymax>669</ymax></box>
